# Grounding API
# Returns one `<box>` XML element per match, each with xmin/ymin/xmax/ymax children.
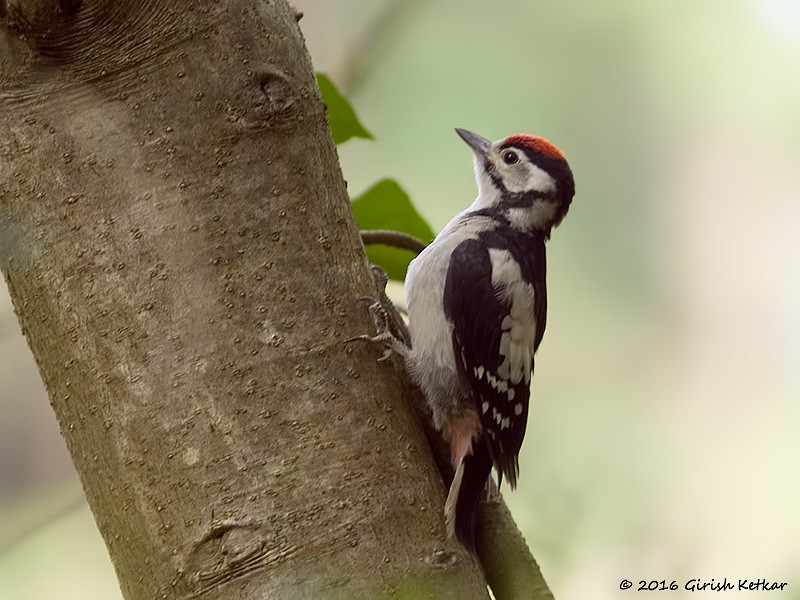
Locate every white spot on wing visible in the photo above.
<box><xmin>487</xmin><ymin>372</ymin><xmax>497</xmax><ymax>388</ymax></box>
<box><xmin>514</xmin><ymin>403</ymin><xmax>523</xmax><ymax>416</ymax></box>
<box><xmin>482</xmin><ymin>401</ymin><xmax>489</xmax><ymax>414</ymax></box>
<box><xmin>507</xmin><ymin>388</ymin><xmax>515</xmax><ymax>401</ymax></box>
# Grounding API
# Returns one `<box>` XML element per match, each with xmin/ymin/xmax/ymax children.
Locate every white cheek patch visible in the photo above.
<box><xmin>501</xmin><ymin>161</ymin><xmax>556</xmax><ymax>195</ymax></box>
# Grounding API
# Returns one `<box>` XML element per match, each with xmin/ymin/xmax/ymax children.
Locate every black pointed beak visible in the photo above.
<box><xmin>455</xmin><ymin>128</ymin><xmax>491</xmax><ymax>159</ymax></box>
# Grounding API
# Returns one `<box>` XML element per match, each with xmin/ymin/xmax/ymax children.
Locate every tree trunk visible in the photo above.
<box><xmin>0</xmin><ymin>1</ymin><xmax>490</xmax><ymax>598</ymax></box>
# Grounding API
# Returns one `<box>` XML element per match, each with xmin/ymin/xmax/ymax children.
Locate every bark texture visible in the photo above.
<box><xmin>0</xmin><ymin>1</ymin><xmax>490</xmax><ymax>598</ymax></box>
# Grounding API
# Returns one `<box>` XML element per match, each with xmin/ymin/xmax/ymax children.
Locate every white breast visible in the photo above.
<box><xmin>404</xmin><ymin>213</ymin><xmax>494</xmax><ymax>373</ymax></box>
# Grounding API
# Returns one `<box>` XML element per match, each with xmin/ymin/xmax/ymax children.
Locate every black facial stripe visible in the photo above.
<box><xmin>485</xmin><ymin>162</ymin><xmax>550</xmax><ymax>207</ymax></box>
<box><xmin>485</xmin><ymin>161</ymin><xmax>505</xmax><ymax>192</ymax></box>
<box><xmin>464</xmin><ymin>208</ymin><xmax>510</xmax><ymax>225</ymax></box>
<box><xmin>498</xmin><ymin>190</ymin><xmax>549</xmax><ymax>209</ymax></box>
<box><xmin>478</xmin><ymin>157</ymin><xmax>573</xmax><ymax>239</ymax></box>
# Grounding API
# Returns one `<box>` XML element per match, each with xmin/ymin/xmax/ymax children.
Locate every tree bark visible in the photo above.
<box><xmin>0</xmin><ymin>1</ymin><xmax>490</xmax><ymax>598</ymax></box>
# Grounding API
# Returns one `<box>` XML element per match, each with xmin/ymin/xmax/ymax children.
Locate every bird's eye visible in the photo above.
<box><xmin>502</xmin><ymin>151</ymin><xmax>519</xmax><ymax>165</ymax></box>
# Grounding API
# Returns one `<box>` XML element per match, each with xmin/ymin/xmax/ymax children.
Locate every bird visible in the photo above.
<box><xmin>402</xmin><ymin>128</ymin><xmax>575</xmax><ymax>550</ymax></box>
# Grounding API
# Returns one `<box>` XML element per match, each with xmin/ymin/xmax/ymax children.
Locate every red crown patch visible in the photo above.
<box><xmin>504</xmin><ymin>134</ymin><xmax>566</xmax><ymax>161</ymax></box>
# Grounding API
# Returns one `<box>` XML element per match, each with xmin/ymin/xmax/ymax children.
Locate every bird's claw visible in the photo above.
<box><xmin>347</xmin><ymin>265</ymin><xmax>411</xmax><ymax>362</ymax></box>
<box><xmin>346</xmin><ymin>329</ymin><xmax>408</xmax><ymax>362</ymax></box>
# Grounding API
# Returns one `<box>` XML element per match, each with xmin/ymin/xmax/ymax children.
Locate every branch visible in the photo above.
<box><xmin>478</xmin><ymin>493</ymin><xmax>555</xmax><ymax>600</ymax></box>
<box><xmin>360</xmin><ymin>229</ymin><xmax>427</xmax><ymax>254</ymax></box>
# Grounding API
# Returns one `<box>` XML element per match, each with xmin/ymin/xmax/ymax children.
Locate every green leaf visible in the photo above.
<box><xmin>316</xmin><ymin>73</ymin><xmax>374</xmax><ymax>145</ymax></box>
<box><xmin>351</xmin><ymin>179</ymin><xmax>435</xmax><ymax>281</ymax></box>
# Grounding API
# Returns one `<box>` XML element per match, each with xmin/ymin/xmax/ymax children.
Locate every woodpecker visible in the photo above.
<box><xmin>404</xmin><ymin>128</ymin><xmax>575</xmax><ymax>550</ymax></box>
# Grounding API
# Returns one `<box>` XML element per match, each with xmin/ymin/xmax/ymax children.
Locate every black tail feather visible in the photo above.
<box><xmin>452</xmin><ymin>438</ymin><xmax>493</xmax><ymax>552</ymax></box>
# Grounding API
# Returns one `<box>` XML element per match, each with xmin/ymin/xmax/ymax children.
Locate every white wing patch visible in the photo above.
<box><xmin>488</xmin><ymin>248</ymin><xmax>536</xmax><ymax>386</ymax></box>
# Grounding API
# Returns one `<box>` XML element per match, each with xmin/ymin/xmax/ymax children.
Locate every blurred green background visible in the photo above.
<box><xmin>2</xmin><ymin>1</ymin><xmax>799</xmax><ymax>598</ymax></box>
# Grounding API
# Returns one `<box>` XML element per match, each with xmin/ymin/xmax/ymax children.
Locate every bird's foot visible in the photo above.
<box><xmin>347</xmin><ymin>329</ymin><xmax>409</xmax><ymax>362</ymax></box>
<box><xmin>347</xmin><ymin>265</ymin><xmax>411</xmax><ymax>362</ymax></box>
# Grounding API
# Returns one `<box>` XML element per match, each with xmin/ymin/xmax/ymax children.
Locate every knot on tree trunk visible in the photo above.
<box><xmin>180</xmin><ymin>522</ymin><xmax>285</xmax><ymax>597</ymax></box>
<box><xmin>5</xmin><ymin>0</ymin><xmax>81</xmax><ymax>35</ymax></box>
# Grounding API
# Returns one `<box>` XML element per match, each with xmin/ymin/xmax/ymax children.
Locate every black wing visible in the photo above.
<box><xmin>444</xmin><ymin>237</ymin><xmax>540</xmax><ymax>488</ymax></box>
